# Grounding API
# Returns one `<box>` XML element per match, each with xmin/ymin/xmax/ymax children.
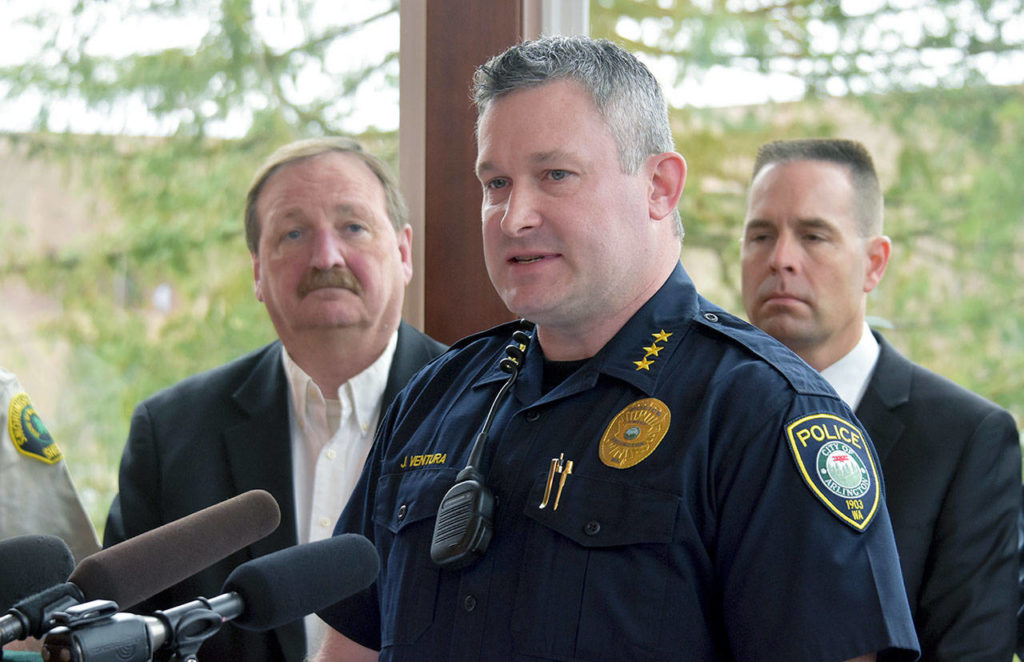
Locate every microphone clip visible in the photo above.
<box><xmin>156</xmin><ymin>599</ymin><xmax>227</xmax><ymax>662</ymax></box>
<box><xmin>51</xmin><ymin>600</ymin><xmax>120</xmax><ymax>629</ymax></box>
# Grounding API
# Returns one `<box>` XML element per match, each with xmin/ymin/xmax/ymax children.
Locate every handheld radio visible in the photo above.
<box><xmin>429</xmin><ymin>326</ymin><xmax>531</xmax><ymax>569</ymax></box>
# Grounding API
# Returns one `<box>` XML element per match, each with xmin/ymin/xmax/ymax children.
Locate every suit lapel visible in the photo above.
<box><xmin>855</xmin><ymin>332</ymin><xmax>910</xmax><ymax>464</ymax></box>
<box><xmin>383</xmin><ymin>321</ymin><xmax>442</xmax><ymax>408</ymax></box>
<box><xmin>223</xmin><ymin>342</ymin><xmax>305</xmax><ymax>661</ymax></box>
<box><xmin>219</xmin><ymin>327</ymin><xmax>440</xmax><ymax>662</ymax></box>
<box><xmin>229</xmin><ymin>326</ymin><xmax>439</xmax><ymax>546</ymax></box>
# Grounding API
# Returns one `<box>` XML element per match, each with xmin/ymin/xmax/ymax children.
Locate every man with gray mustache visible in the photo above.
<box><xmin>104</xmin><ymin>138</ymin><xmax>446</xmax><ymax>662</ymax></box>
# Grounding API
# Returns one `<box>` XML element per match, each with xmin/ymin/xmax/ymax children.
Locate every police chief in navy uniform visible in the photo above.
<box><xmin>315</xmin><ymin>37</ymin><xmax>919</xmax><ymax>662</ymax></box>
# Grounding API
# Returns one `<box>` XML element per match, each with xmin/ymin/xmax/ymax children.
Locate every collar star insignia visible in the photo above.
<box><xmin>635</xmin><ymin>329</ymin><xmax>674</xmax><ymax>371</ymax></box>
<box><xmin>643</xmin><ymin>343</ymin><xmax>663</xmax><ymax>357</ymax></box>
<box><xmin>634</xmin><ymin>357</ymin><xmax>654</xmax><ymax>371</ymax></box>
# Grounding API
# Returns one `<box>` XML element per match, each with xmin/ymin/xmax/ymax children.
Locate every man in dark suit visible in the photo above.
<box><xmin>740</xmin><ymin>137</ymin><xmax>1021</xmax><ymax>661</ymax></box>
<box><xmin>104</xmin><ymin>138</ymin><xmax>446</xmax><ymax>662</ymax></box>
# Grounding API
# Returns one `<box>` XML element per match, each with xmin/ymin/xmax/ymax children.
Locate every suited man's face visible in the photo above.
<box><xmin>740</xmin><ymin>160</ymin><xmax>889</xmax><ymax>370</ymax></box>
<box><xmin>251</xmin><ymin>152</ymin><xmax>412</xmax><ymax>346</ymax></box>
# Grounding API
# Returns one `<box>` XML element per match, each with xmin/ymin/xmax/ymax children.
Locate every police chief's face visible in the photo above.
<box><xmin>476</xmin><ymin>79</ymin><xmax>653</xmax><ymax>332</ymax></box>
<box><xmin>740</xmin><ymin>159</ymin><xmax>874</xmax><ymax>364</ymax></box>
<box><xmin>252</xmin><ymin>151</ymin><xmax>412</xmax><ymax>343</ymax></box>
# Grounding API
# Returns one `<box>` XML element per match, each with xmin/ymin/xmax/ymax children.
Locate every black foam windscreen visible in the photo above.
<box><xmin>0</xmin><ymin>535</ymin><xmax>75</xmax><ymax>612</ymax></box>
<box><xmin>224</xmin><ymin>534</ymin><xmax>379</xmax><ymax>632</ymax></box>
<box><xmin>70</xmin><ymin>489</ymin><xmax>281</xmax><ymax>610</ymax></box>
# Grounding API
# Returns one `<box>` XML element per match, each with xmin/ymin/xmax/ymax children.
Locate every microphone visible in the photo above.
<box><xmin>0</xmin><ymin>535</ymin><xmax>75</xmax><ymax>612</ymax></box>
<box><xmin>0</xmin><ymin>489</ymin><xmax>280</xmax><ymax>645</ymax></box>
<box><xmin>40</xmin><ymin>534</ymin><xmax>379</xmax><ymax>661</ymax></box>
<box><xmin>71</xmin><ymin>489</ymin><xmax>281</xmax><ymax>611</ymax></box>
<box><xmin>226</xmin><ymin>533</ymin><xmax>379</xmax><ymax>631</ymax></box>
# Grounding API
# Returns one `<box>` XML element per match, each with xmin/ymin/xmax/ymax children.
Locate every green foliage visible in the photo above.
<box><xmin>591</xmin><ymin>0</ymin><xmax>1024</xmax><ymax>431</ymax></box>
<box><xmin>0</xmin><ymin>0</ymin><xmax>400</xmax><ymax>529</ymax></box>
<box><xmin>0</xmin><ymin>0</ymin><xmax>1021</xmax><ymax>529</ymax></box>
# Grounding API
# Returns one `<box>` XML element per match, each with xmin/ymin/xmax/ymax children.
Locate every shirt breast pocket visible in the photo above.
<box><xmin>373</xmin><ymin>467</ymin><xmax>458</xmax><ymax>647</ymax></box>
<box><xmin>511</xmin><ymin>470</ymin><xmax>681</xmax><ymax>661</ymax></box>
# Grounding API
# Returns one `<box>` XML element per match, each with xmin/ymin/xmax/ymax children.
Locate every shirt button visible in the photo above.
<box><xmin>325</xmin><ymin>449</ymin><xmax>337</xmax><ymax>460</ymax></box>
<box><xmin>397</xmin><ymin>504</ymin><xmax>408</xmax><ymax>521</ymax></box>
<box><xmin>703</xmin><ymin>312</ymin><xmax>719</xmax><ymax>323</ymax></box>
<box><xmin>319</xmin><ymin>517</ymin><xmax>332</xmax><ymax>528</ymax></box>
<box><xmin>463</xmin><ymin>594</ymin><xmax>477</xmax><ymax>612</ymax></box>
<box><xmin>584</xmin><ymin>520</ymin><xmax>601</xmax><ymax>536</ymax></box>
<box><xmin>525</xmin><ymin>410</ymin><xmax>540</xmax><ymax>422</ymax></box>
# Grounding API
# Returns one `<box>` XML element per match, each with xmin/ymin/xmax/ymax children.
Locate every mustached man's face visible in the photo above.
<box><xmin>252</xmin><ymin>152</ymin><xmax>412</xmax><ymax>346</ymax></box>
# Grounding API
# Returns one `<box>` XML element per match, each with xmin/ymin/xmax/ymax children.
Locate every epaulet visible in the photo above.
<box><xmin>448</xmin><ymin>319</ymin><xmax>533</xmax><ymax>351</ymax></box>
<box><xmin>692</xmin><ymin>298</ymin><xmax>835</xmax><ymax>398</ymax></box>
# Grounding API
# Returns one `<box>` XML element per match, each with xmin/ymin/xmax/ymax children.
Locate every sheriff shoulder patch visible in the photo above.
<box><xmin>8</xmin><ymin>392</ymin><xmax>63</xmax><ymax>464</ymax></box>
<box><xmin>786</xmin><ymin>412</ymin><xmax>878</xmax><ymax>531</ymax></box>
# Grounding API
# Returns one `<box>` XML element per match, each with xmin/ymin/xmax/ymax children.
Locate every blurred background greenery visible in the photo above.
<box><xmin>0</xmin><ymin>0</ymin><xmax>1021</xmax><ymax>533</ymax></box>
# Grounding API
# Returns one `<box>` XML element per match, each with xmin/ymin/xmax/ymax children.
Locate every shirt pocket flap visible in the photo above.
<box><xmin>523</xmin><ymin>472</ymin><xmax>679</xmax><ymax>547</ymax></box>
<box><xmin>374</xmin><ymin>467</ymin><xmax>459</xmax><ymax>535</ymax></box>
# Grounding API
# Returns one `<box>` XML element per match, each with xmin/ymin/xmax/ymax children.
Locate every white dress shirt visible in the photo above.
<box><xmin>281</xmin><ymin>331</ymin><xmax>397</xmax><ymax>654</ymax></box>
<box><xmin>819</xmin><ymin>322</ymin><xmax>880</xmax><ymax>410</ymax></box>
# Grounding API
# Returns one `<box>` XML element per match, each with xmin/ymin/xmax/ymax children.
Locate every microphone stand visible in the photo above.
<box><xmin>41</xmin><ymin>595</ymin><xmax>242</xmax><ymax>662</ymax></box>
<box><xmin>155</xmin><ymin>594</ymin><xmax>242</xmax><ymax>662</ymax></box>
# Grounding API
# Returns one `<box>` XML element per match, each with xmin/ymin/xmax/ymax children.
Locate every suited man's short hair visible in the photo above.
<box><xmin>752</xmin><ymin>138</ymin><xmax>883</xmax><ymax>237</ymax></box>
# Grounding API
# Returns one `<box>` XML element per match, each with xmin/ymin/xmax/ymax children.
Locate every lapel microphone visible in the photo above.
<box><xmin>430</xmin><ymin>324</ymin><xmax>532</xmax><ymax>569</ymax></box>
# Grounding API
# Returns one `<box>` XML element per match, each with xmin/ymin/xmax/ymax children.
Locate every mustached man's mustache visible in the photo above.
<box><xmin>298</xmin><ymin>268</ymin><xmax>362</xmax><ymax>298</ymax></box>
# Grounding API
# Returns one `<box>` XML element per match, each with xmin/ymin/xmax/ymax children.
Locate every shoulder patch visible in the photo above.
<box><xmin>8</xmin><ymin>392</ymin><xmax>63</xmax><ymax>464</ymax></box>
<box><xmin>785</xmin><ymin>413</ymin><xmax>878</xmax><ymax>531</ymax></box>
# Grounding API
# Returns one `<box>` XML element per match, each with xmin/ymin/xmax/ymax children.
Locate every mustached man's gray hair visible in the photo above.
<box><xmin>245</xmin><ymin>137</ymin><xmax>408</xmax><ymax>254</ymax></box>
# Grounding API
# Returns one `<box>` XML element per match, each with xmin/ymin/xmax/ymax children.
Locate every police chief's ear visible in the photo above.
<box><xmin>646</xmin><ymin>152</ymin><xmax>687</xmax><ymax>222</ymax></box>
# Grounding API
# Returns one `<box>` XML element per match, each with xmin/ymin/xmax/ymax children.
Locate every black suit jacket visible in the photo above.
<box><xmin>104</xmin><ymin>321</ymin><xmax>446</xmax><ymax>662</ymax></box>
<box><xmin>857</xmin><ymin>332</ymin><xmax>1020</xmax><ymax>661</ymax></box>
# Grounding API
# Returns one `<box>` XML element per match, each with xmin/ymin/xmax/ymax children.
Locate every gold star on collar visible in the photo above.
<box><xmin>634</xmin><ymin>329</ymin><xmax>673</xmax><ymax>371</ymax></box>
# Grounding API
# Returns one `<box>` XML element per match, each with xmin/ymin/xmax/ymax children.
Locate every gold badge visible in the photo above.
<box><xmin>599</xmin><ymin>398</ymin><xmax>671</xmax><ymax>469</ymax></box>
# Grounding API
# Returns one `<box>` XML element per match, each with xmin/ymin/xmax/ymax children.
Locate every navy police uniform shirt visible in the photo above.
<box><xmin>323</xmin><ymin>264</ymin><xmax>919</xmax><ymax>661</ymax></box>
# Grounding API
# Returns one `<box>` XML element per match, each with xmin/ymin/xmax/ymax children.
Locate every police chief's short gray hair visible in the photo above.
<box><xmin>472</xmin><ymin>36</ymin><xmax>683</xmax><ymax>238</ymax></box>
